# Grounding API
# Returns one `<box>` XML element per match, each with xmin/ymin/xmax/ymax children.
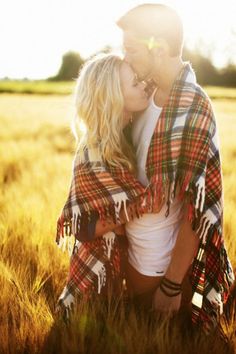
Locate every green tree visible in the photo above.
<box><xmin>183</xmin><ymin>47</ymin><xmax>219</xmax><ymax>85</ymax></box>
<box><xmin>183</xmin><ymin>47</ymin><xmax>236</xmax><ymax>86</ymax></box>
<box><xmin>50</xmin><ymin>51</ymin><xmax>84</xmax><ymax>81</ymax></box>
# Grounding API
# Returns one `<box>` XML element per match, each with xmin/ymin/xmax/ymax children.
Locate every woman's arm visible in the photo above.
<box><xmin>74</xmin><ymin>203</ymin><xmax>137</xmax><ymax>242</ymax></box>
<box><xmin>94</xmin><ymin>197</ymin><xmax>165</xmax><ymax>238</ymax></box>
<box><xmin>78</xmin><ymin>198</ymin><xmax>164</xmax><ymax>241</ymax></box>
<box><xmin>94</xmin><ymin>203</ymin><xmax>138</xmax><ymax>237</ymax></box>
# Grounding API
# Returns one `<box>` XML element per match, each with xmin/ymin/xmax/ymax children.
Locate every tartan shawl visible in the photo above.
<box><xmin>56</xmin><ymin>63</ymin><xmax>234</xmax><ymax>331</ymax></box>
<box><xmin>145</xmin><ymin>62</ymin><xmax>234</xmax><ymax>331</ymax></box>
<box><xmin>57</xmin><ymin>232</ymin><xmax>128</xmax><ymax>320</ymax></box>
<box><xmin>56</xmin><ymin>145</ymin><xmax>147</xmax><ymax>251</ymax></box>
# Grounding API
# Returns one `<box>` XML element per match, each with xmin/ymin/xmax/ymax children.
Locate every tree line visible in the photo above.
<box><xmin>48</xmin><ymin>47</ymin><xmax>236</xmax><ymax>87</ymax></box>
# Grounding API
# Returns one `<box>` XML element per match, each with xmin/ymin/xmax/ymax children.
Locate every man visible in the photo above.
<box><xmin>114</xmin><ymin>3</ymin><xmax>234</xmax><ymax>331</ymax></box>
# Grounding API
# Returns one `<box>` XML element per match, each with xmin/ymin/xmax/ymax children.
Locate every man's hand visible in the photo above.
<box><xmin>152</xmin><ymin>286</ymin><xmax>182</xmax><ymax>314</ymax></box>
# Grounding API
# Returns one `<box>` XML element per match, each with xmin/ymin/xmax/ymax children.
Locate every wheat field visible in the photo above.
<box><xmin>0</xmin><ymin>92</ymin><xmax>235</xmax><ymax>354</ymax></box>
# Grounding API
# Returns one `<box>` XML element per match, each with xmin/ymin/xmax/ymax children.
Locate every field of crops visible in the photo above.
<box><xmin>0</xmin><ymin>80</ymin><xmax>75</xmax><ymax>95</ymax></box>
<box><xmin>0</xmin><ymin>88</ymin><xmax>235</xmax><ymax>353</ymax></box>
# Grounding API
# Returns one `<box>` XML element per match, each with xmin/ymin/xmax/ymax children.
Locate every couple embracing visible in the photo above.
<box><xmin>55</xmin><ymin>4</ymin><xmax>234</xmax><ymax>332</ymax></box>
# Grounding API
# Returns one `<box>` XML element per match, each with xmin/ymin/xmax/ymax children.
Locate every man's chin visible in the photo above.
<box><xmin>137</xmin><ymin>71</ymin><xmax>152</xmax><ymax>82</ymax></box>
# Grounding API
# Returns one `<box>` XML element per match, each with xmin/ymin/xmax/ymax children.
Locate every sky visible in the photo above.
<box><xmin>1</xmin><ymin>0</ymin><xmax>236</xmax><ymax>79</ymax></box>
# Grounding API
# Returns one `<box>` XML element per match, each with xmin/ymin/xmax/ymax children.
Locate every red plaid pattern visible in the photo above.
<box><xmin>56</xmin><ymin>63</ymin><xmax>234</xmax><ymax>332</ymax></box>
<box><xmin>146</xmin><ymin>63</ymin><xmax>234</xmax><ymax>331</ymax></box>
<box><xmin>58</xmin><ymin>232</ymin><xmax>128</xmax><ymax>313</ymax></box>
<box><xmin>67</xmin><ymin>233</ymin><xmax>127</xmax><ymax>295</ymax></box>
<box><xmin>56</xmin><ymin>147</ymin><xmax>147</xmax><ymax>244</ymax></box>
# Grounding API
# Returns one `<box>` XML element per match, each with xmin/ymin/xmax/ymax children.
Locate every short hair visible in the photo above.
<box><xmin>117</xmin><ymin>3</ymin><xmax>184</xmax><ymax>56</ymax></box>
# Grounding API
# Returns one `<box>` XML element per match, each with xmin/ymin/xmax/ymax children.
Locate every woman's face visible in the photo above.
<box><xmin>120</xmin><ymin>62</ymin><xmax>149</xmax><ymax>116</ymax></box>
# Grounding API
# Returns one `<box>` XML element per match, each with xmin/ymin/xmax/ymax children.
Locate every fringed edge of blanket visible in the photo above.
<box><xmin>55</xmin><ymin>191</ymin><xmax>149</xmax><ymax>252</ymax></box>
<box><xmin>149</xmin><ymin>172</ymin><xmax>234</xmax><ymax>331</ymax></box>
<box><xmin>148</xmin><ymin>171</ymin><xmax>216</xmax><ymax>240</ymax></box>
<box><xmin>190</xmin><ymin>226</ymin><xmax>234</xmax><ymax>332</ymax></box>
<box><xmin>181</xmin><ymin>177</ymin><xmax>234</xmax><ymax>331</ymax></box>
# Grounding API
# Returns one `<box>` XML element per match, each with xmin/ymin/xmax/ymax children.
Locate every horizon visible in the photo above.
<box><xmin>1</xmin><ymin>0</ymin><xmax>236</xmax><ymax>80</ymax></box>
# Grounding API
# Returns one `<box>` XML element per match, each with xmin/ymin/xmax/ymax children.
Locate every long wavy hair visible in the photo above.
<box><xmin>73</xmin><ymin>53</ymin><xmax>136</xmax><ymax>172</ymax></box>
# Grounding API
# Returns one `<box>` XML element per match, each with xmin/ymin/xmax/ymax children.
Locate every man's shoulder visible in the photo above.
<box><xmin>181</xmin><ymin>63</ymin><xmax>212</xmax><ymax>106</ymax></box>
<box><xmin>180</xmin><ymin>81</ymin><xmax>213</xmax><ymax>112</ymax></box>
<box><xmin>183</xmin><ymin>83</ymin><xmax>216</xmax><ymax>135</ymax></box>
<box><xmin>193</xmin><ymin>83</ymin><xmax>211</xmax><ymax>102</ymax></box>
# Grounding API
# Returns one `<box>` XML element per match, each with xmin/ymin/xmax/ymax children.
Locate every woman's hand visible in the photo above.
<box><xmin>113</xmin><ymin>224</ymin><xmax>126</xmax><ymax>235</ymax></box>
<box><xmin>152</xmin><ymin>286</ymin><xmax>182</xmax><ymax>314</ymax></box>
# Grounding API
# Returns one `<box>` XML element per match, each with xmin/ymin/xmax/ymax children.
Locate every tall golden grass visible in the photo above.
<box><xmin>0</xmin><ymin>93</ymin><xmax>235</xmax><ymax>354</ymax></box>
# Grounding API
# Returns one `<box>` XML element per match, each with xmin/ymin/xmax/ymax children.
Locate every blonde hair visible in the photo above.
<box><xmin>73</xmin><ymin>53</ymin><xmax>136</xmax><ymax>172</ymax></box>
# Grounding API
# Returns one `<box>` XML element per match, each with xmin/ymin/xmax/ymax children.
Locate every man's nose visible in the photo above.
<box><xmin>140</xmin><ymin>81</ymin><xmax>147</xmax><ymax>90</ymax></box>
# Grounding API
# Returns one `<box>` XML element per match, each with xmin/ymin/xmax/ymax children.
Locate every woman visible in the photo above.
<box><xmin>56</xmin><ymin>53</ymin><xmax>150</xmax><ymax>317</ymax></box>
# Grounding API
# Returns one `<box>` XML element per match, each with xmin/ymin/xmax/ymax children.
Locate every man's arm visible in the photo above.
<box><xmin>153</xmin><ymin>204</ymin><xmax>199</xmax><ymax>312</ymax></box>
<box><xmin>165</xmin><ymin>209</ymin><xmax>199</xmax><ymax>283</ymax></box>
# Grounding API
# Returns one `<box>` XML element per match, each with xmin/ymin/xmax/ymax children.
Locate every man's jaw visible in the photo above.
<box><xmin>134</xmin><ymin>67</ymin><xmax>154</xmax><ymax>83</ymax></box>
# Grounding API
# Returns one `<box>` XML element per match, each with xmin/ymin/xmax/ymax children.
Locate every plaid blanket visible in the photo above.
<box><xmin>57</xmin><ymin>232</ymin><xmax>128</xmax><ymax>320</ymax></box>
<box><xmin>56</xmin><ymin>145</ymin><xmax>147</xmax><ymax>314</ymax></box>
<box><xmin>145</xmin><ymin>62</ymin><xmax>234</xmax><ymax>331</ymax></box>
<box><xmin>56</xmin><ymin>146</ymin><xmax>147</xmax><ymax>247</ymax></box>
<box><xmin>56</xmin><ymin>63</ymin><xmax>234</xmax><ymax>331</ymax></box>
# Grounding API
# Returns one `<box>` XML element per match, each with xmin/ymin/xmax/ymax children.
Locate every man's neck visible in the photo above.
<box><xmin>153</xmin><ymin>57</ymin><xmax>184</xmax><ymax>106</ymax></box>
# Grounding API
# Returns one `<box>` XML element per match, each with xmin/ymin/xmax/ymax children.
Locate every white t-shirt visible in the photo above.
<box><xmin>125</xmin><ymin>89</ymin><xmax>184</xmax><ymax>276</ymax></box>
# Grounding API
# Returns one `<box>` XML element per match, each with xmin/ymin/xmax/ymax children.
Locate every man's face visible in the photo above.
<box><xmin>123</xmin><ymin>31</ymin><xmax>153</xmax><ymax>81</ymax></box>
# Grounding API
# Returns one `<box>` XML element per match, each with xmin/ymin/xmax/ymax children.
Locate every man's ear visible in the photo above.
<box><xmin>150</xmin><ymin>38</ymin><xmax>169</xmax><ymax>57</ymax></box>
<box><xmin>151</xmin><ymin>46</ymin><xmax>163</xmax><ymax>58</ymax></box>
